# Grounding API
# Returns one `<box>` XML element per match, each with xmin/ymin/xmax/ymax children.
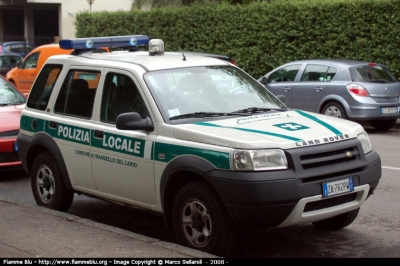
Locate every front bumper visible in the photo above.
<box><xmin>204</xmin><ymin>139</ymin><xmax>381</xmax><ymax>231</ymax></box>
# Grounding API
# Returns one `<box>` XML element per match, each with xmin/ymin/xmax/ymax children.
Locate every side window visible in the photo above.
<box><xmin>23</xmin><ymin>52</ymin><xmax>40</xmax><ymax>69</ymax></box>
<box><xmin>54</xmin><ymin>69</ymin><xmax>100</xmax><ymax>119</ymax></box>
<box><xmin>325</xmin><ymin>67</ymin><xmax>338</xmax><ymax>81</ymax></box>
<box><xmin>27</xmin><ymin>64</ymin><xmax>63</xmax><ymax>111</ymax></box>
<box><xmin>101</xmin><ymin>73</ymin><xmax>147</xmax><ymax>123</ymax></box>
<box><xmin>268</xmin><ymin>64</ymin><xmax>301</xmax><ymax>83</ymax></box>
<box><xmin>300</xmin><ymin>64</ymin><xmax>330</xmax><ymax>82</ymax></box>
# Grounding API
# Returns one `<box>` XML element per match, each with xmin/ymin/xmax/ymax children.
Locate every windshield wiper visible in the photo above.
<box><xmin>170</xmin><ymin>112</ymin><xmax>251</xmax><ymax>120</ymax></box>
<box><xmin>232</xmin><ymin>107</ymin><xmax>287</xmax><ymax>114</ymax></box>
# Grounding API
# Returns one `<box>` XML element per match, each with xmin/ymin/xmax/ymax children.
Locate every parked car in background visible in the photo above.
<box><xmin>0</xmin><ymin>75</ymin><xmax>27</xmax><ymax>172</ymax></box>
<box><xmin>6</xmin><ymin>43</ymin><xmax>110</xmax><ymax>94</ymax></box>
<box><xmin>6</xmin><ymin>44</ymin><xmax>73</xmax><ymax>94</ymax></box>
<box><xmin>258</xmin><ymin>59</ymin><xmax>400</xmax><ymax>131</ymax></box>
<box><xmin>0</xmin><ymin>41</ymin><xmax>35</xmax><ymax>58</ymax></box>
<box><xmin>0</xmin><ymin>53</ymin><xmax>23</xmax><ymax>76</ymax></box>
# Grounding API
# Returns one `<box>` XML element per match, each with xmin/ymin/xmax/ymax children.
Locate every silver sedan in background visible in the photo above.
<box><xmin>258</xmin><ymin>59</ymin><xmax>400</xmax><ymax>131</ymax></box>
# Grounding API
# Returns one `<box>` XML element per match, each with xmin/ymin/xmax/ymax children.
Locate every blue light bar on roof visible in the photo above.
<box><xmin>59</xmin><ymin>35</ymin><xmax>149</xmax><ymax>50</ymax></box>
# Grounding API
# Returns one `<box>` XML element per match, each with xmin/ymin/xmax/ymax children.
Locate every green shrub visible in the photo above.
<box><xmin>75</xmin><ymin>0</ymin><xmax>400</xmax><ymax>79</ymax></box>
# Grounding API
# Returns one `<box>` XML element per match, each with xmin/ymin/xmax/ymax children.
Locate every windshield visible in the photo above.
<box><xmin>144</xmin><ymin>66</ymin><xmax>286</xmax><ymax>122</ymax></box>
<box><xmin>0</xmin><ymin>78</ymin><xmax>26</xmax><ymax>106</ymax></box>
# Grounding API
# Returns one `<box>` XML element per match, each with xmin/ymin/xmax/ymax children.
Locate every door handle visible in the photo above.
<box><xmin>49</xmin><ymin>121</ymin><xmax>58</xmax><ymax>129</ymax></box>
<box><xmin>283</xmin><ymin>87</ymin><xmax>291</xmax><ymax>92</ymax></box>
<box><xmin>94</xmin><ymin>130</ymin><xmax>104</xmax><ymax>138</ymax></box>
<box><xmin>314</xmin><ymin>87</ymin><xmax>323</xmax><ymax>92</ymax></box>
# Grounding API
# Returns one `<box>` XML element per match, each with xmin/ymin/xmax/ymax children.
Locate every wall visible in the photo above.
<box><xmin>24</xmin><ymin>0</ymin><xmax>133</xmax><ymax>39</ymax></box>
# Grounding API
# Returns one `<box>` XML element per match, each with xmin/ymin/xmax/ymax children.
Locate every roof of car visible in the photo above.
<box><xmin>48</xmin><ymin>50</ymin><xmax>230</xmax><ymax>71</ymax></box>
<box><xmin>285</xmin><ymin>59</ymin><xmax>377</xmax><ymax>67</ymax></box>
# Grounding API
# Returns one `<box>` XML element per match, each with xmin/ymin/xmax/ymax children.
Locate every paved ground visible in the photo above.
<box><xmin>0</xmin><ymin>199</ymin><xmax>217</xmax><ymax>258</ymax></box>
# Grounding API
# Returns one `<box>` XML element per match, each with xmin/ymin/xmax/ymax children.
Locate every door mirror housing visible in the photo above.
<box><xmin>116</xmin><ymin>112</ymin><xmax>154</xmax><ymax>131</ymax></box>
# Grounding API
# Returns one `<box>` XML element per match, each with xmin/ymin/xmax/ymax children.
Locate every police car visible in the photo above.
<box><xmin>17</xmin><ymin>35</ymin><xmax>382</xmax><ymax>256</ymax></box>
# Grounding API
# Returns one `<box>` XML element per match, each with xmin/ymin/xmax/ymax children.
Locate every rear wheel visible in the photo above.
<box><xmin>31</xmin><ymin>152</ymin><xmax>74</xmax><ymax>212</ymax></box>
<box><xmin>322</xmin><ymin>102</ymin><xmax>347</xmax><ymax>119</ymax></box>
<box><xmin>312</xmin><ymin>208</ymin><xmax>360</xmax><ymax>231</ymax></box>
<box><xmin>172</xmin><ymin>180</ymin><xmax>237</xmax><ymax>256</ymax></box>
<box><xmin>369</xmin><ymin>119</ymin><xmax>396</xmax><ymax>131</ymax></box>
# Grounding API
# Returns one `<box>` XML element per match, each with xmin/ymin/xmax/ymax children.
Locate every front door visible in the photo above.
<box><xmin>90</xmin><ymin>70</ymin><xmax>156</xmax><ymax>205</ymax></box>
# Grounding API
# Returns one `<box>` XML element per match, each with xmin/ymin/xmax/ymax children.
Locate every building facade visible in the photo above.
<box><xmin>0</xmin><ymin>0</ymin><xmax>133</xmax><ymax>46</ymax></box>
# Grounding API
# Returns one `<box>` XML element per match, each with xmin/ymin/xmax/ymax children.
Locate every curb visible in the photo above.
<box><xmin>0</xmin><ymin>197</ymin><xmax>218</xmax><ymax>258</ymax></box>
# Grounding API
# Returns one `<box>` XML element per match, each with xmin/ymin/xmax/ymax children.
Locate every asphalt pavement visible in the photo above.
<box><xmin>0</xmin><ymin>199</ymin><xmax>217</xmax><ymax>259</ymax></box>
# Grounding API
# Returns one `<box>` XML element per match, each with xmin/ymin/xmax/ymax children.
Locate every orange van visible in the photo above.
<box><xmin>6</xmin><ymin>44</ymin><xmax>109</xmax><ymax>94</ymax></box>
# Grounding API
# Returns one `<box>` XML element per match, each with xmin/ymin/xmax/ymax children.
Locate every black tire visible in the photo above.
<box><xmin>322</xmin><ymin>102</ymin><xmax>348</xmax><ymax>119</ymax></box>
<box><xmin>312</xmin><ymin>208</ymin><xmax>360</xmax><ymax>231</ymax></box>
<box><xmin>172</xmin><ymin>180</ymin><xmax>237</xmax><ymax>257</ymax></box>
<box><xmin>31</xmin><ymin>152</ymin><xmax>74</xmax><ymax>212</ymax></box>
<box><xmin>369</xmin><ymin>119</ymin><xmax>396</xmax><ymax>131</ymax></box>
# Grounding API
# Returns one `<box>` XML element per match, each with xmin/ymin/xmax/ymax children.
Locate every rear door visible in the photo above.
<box><xmin>291</xmin><ymin>64</ymin><xmax>337</xmax><ymax>112</ymax></box>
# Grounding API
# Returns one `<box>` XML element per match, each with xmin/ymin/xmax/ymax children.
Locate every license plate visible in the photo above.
<box><xmin>322</xmin><ymin>177</ymin><xmax>354</xmax><ymax>197</ymax></box>
<box><xmin>380</xmin><ymin>107</ymin><xmax>398</xmax><ymax>114</ymax></box>
<box><xmin>14</xmin><ymin>142</ymin><xmax>18</xmax><ymax>152</ymax></box>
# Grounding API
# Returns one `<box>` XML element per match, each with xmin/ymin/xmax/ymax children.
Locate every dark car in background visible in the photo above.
<box><xmin>0</xmin><ymin>41</ymin><xmax>35</xmax><ymax>58</ymax></box>
<box><xmin>0</xmin><ymin>53</ymin><xmax>23</xmax><ymax>77</ymax></box>
<box><xmin>258</xmin><ymin>59</ymin><xmax>400</xmax><ymax>131</ymax></box>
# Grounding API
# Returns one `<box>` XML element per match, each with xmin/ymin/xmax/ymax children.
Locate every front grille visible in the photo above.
<box><xmin>0</xmin><ymin>130</ymin><xmax>19</xmax><ymax>138</ymax></box>
<box><xmin>300</xmin><ymin>147</ymin><xmax>359</xmax><ymax>169</ymax></box>
<box><xmin>286</xmin><ymin>138</ymin><xmax>367</xmax><ymax>184</ymax></box>
<box><xmin>0</xmin><ymin>151</ymin><xmax>20</xmax><ymax>163</ymax></box>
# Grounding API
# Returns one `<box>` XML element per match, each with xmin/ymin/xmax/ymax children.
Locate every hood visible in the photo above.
<box><xmin>0</xmin><ymin>104</ymin><xmax>24</xmax><ymax>132</ymax></box>
<box><xmin>172</xmin><ymin>110</ymin><xmax>365</xmax><ymax>149</ymax></box>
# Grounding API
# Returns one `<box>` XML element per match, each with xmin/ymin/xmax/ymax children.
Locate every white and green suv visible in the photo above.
<box><xmin>17</xmin><ymin>36</ymin><xmax>382</xmax><ymax>256</ymax></box>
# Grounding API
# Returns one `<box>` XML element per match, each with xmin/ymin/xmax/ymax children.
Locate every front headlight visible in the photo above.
<box><xmin>357</xmin><ymin>131</ymin><xmax>372</xmax><ymax>154</ymax></box>
<box><xmin>233</xmin><ymin>149</ymin><xmax>288</xmax><ymax>171</ymax></box>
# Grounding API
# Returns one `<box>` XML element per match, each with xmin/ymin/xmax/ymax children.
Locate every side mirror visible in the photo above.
<box><xmin>23</xmin><ymin>93</ymin><xmax>29</xmax><ymax>99</ymax></box>
<box><xmin>116</xmin><ymin>112</ymin><xmax>154</xmax><ymax>131</ymax></box>
<box><xmin>261</xmin><ymin>76</ymin><xmax>269</xmax><ymax>85</ymax></box>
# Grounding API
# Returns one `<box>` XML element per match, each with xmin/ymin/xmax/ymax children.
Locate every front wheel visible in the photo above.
<box><xmin>312</xmin><ymin>208</ymin><xmax>360</xmax><ymax>231</ymax></box>
<box><xmin>322</xmin><ymin>102</ymin><xmax>347</xmax><ymax>119</ymax></box>
<box><xmin>172</xmin><ymin>180</ymin><xmax>237</xmax><ymax>256</ymax></box>
<box><xmin>31</xmin><ymin>152</ymin><xmax>74</xmax><ymax>212</ymax></box>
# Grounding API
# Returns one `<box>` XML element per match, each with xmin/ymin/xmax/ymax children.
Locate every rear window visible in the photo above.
<box><xmin>351</xmin><ymin>65</ymin><xmax>398</xmax><ymax>83</ymax></box>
